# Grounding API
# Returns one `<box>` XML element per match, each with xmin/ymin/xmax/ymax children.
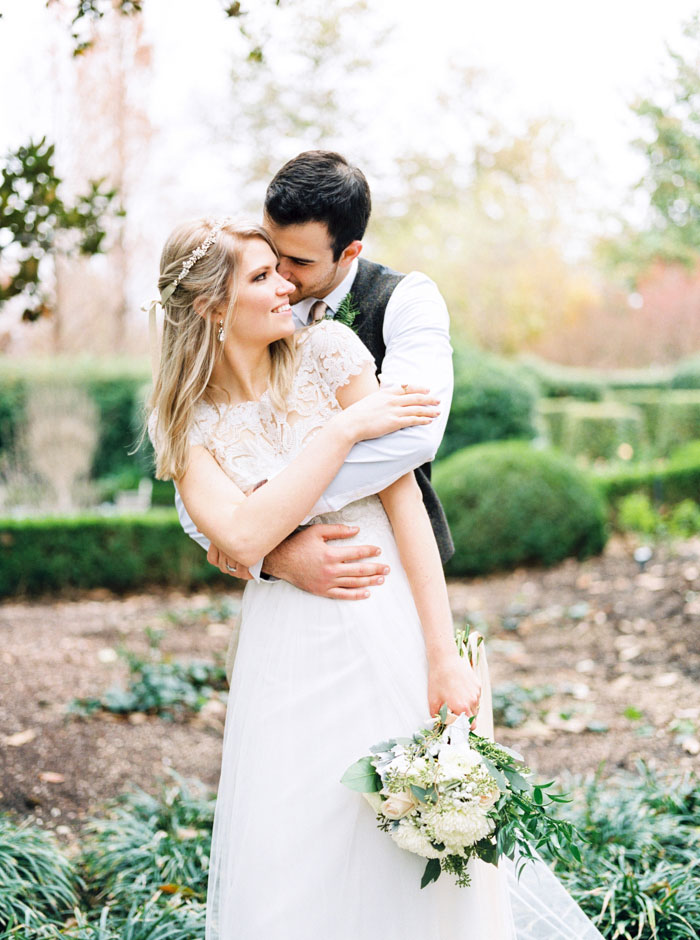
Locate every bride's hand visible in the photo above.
<box><xmin>336</xmin><ymin>385</ymin><xmax>440</xmax><ymax>443</ymax></box>
<box><xmin>428</xmin><ymin>654</ymin><xmax>482</xmax><ymax>723</ymax></box>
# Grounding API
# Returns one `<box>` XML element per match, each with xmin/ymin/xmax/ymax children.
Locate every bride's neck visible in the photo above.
<box><xmin>207</xmin><ymin>341</ymin><xmax>272</xmax><ymax>404</ymax></box>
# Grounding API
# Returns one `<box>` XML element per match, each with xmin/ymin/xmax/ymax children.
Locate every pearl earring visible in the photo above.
<box><xmin>217</xmin><ymin>320</ymin><xmax>225</xmax><ymax>342</ymax></box>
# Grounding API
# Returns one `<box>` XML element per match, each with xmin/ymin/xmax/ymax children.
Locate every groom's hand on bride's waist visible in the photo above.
<box><xmin>261</xmin><ymin>524</ymin><xmax>389</xmax><ymax>599</ymax></box>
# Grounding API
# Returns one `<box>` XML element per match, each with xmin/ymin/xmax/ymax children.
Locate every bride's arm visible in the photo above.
<box><xmin>336</xmin><ymin>371</ymin><xmax>481</xmax><ymax>719</ymax></box>
<box><xmin>379</xmin><ymin>475</ymin><xmax>481</xmax><ymax>718</ymax></box>
<box><xmin>176</xmin><ymin>375</ymin><xmax>438</xmax><ymax>568</ymax></box>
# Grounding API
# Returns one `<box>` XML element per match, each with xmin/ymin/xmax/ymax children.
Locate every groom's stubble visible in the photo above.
<box><xmin>263</xmin><ymin>216</ymin><xmax>360</xmax><ymax>304</ymax></box>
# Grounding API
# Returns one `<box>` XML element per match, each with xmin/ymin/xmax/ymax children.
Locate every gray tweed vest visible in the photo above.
<box><xmin>347</xmin><ymin>258</ymin><xmax>454</xmax><ymax>565</ymax></box>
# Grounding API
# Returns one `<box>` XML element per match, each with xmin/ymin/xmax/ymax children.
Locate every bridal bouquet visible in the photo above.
<box><xmin>341</xmin><ymin>631</ymin><xmax>583</xmax><ymax>889</ymax></box>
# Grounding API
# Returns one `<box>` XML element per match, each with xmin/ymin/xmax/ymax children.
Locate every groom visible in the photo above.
<box><xmin>176</xmin><ymin>150</ymin><xmax>454</xmax><ymax>597</ymax></box>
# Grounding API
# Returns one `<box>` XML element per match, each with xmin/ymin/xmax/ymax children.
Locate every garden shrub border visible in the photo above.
<box><xmin>0</xmin><ymin>511</ymin><xmax>230</xmax><ymax>597</ymax></box>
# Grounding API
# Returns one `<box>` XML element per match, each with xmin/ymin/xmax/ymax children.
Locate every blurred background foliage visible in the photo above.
<box><xmin>1</xmin><ymin>0</ymin><xmax>700</xmax><ymax>594</ymax></box>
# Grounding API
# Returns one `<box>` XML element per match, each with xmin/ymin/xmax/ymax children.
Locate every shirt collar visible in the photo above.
<box><xmin>293</xmin><ymin>257</ymin><xmax>359</xmax><ymax>326</ymax></box>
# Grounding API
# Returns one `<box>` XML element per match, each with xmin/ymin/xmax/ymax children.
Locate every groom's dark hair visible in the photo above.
<box><xmin>265</xmin><ymin>151</ymin><xmax>371</xmax><ymax>261</ymax></box>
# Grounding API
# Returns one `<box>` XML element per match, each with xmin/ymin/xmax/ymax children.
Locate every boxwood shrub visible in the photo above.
<box><xmin>561</xmin><ymin>401</ymin><xmax>646</xmax><ymax>461</ymax></box>
<box><xmin>434</xmin><ymin>441</ymin><xmax>608</xmax><ymax>576</ymax></box>
<box><xmin>437</xmin><ymin>349</ymin><xmax>538</xmax><ymax>459</ymax></box>
<box><xmin>656</xmin><ymin>390</ymin><xmax>700</xmax><ymax>453</ymax></box>
<box><xmin>0</xmin><ymin>511</ymin><xmax>228</xmax><ymax>597</ymax></box>
<box><xmin>594</xmin><ymin>441</ymin><xmax>700</xmax><ymax>506</ymax></box>
<box><xmin>671</xmin><ymin>353</ymin><xmax>700</xmax><ymax>389</ymax></box>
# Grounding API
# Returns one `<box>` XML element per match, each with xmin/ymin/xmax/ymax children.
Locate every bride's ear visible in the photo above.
<box><xmin>193</xmin><ymin>296</ymin><xmax>221</xmax><ymax>322</ymax></box>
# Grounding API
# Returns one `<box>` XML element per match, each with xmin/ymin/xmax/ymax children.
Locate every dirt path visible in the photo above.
<box><xmin>1</xmin><ymin>535</ymin><xmax>698</xmax><ymax>846</ymax></box>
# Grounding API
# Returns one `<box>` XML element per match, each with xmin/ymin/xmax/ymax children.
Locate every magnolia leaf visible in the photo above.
<box><xmin>438</xmin><ymin>704</ymin><xmax>448</xmax><ymax>723</ymax></box>
<box><xmin>341</xmin><ymin>756</ymin><xmax>380</xmax><ymax>792</ymax></box>
<box><xmin>420</xmin><ymin>857</ymin><xmax>441</xmax><ymax>889</ymax></box>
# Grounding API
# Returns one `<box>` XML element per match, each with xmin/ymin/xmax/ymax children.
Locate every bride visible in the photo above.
<box><xmin>148</xmin><ymin>216</ymin><xmax>604</xmax><ymax>939</ymax></box>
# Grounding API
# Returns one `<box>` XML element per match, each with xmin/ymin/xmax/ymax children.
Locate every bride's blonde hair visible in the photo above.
<box><xmin>149</xmin><ymin>217</ymin><xmax>296</xmax><ymax>481</ymax></box>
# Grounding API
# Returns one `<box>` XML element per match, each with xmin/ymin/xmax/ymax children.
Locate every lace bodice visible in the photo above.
<box><xmin>184</xmin><ymin>320</ymin><xmax>374</xmax><ymax>495</ymax></box>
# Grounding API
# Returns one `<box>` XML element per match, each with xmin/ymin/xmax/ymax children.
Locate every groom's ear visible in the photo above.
<box><xmin>338</xmin><ymin>240</ymin><xmax>362</xmax><ymax>268</ymax></box>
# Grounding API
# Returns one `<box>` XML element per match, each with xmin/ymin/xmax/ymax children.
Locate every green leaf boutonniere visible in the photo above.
<box><xmin>331</xmin><ymin>292</ymin><xmax>362</xmax><ymax>332</ymax></box>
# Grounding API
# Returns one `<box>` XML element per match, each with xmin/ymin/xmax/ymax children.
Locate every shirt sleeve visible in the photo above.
<box><xmin>302</xmin><ymin>272</ymin><xmax>453</xmax><ymax>520</ymax></box>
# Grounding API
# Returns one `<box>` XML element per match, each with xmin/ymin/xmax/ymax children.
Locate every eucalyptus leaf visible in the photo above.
<box><xmin>340</xmin><ymin>756</ymin><xmax>380</xmax><ymax>792</ymax></box>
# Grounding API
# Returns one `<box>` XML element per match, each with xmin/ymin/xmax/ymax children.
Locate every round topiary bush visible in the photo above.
<box><xmin>434</xmin><ymin>441</ymin><xmax>608</xmax><ymax>576</ymax></box>
<box><xmin>438</xmin><ymin>349</ymin><xmax>538</xmax><ymax>459</ymax></box>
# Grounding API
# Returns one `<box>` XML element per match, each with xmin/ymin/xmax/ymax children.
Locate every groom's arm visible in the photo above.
<box><xmin>299</xmin><ymin>272</ymin><xmax>452</xmax><ymax>519</ymax></box>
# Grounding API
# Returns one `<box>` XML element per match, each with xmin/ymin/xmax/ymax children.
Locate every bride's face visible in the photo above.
<box><xmin>229</xmin><ymin>238</ymin><xmax>295</xmax><ymax>345</ymax></box>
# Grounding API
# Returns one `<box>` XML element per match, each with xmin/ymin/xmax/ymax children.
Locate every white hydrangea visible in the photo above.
<box><xmin>390</xmin><ymin>820</ymin><xmax>443</xmax><ymax>859</ymax></box>
<box><xmin>424</xmin><ymin>804</ymin><xmax>494</xmax><ymax>853</ymax></box>
<box><xmin>436</xmin><ymin>742</ymin><xmax>483</xmax><ymax>781</ymax></box>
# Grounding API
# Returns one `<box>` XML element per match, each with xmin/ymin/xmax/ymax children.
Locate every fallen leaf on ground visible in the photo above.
<box><xmin>4</xmin><ymin>729</ymin><xmax>37</xmax><ymax>747</ymax></box>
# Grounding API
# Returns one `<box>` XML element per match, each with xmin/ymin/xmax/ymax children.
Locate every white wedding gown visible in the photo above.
<box><xmin>188</xmin><ymin>320</ymin><xmax>603</xmax><ymax>940</ymax></box>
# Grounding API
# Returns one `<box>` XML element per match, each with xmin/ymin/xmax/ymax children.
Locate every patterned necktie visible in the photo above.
<box><xmin>310</xmin><ymin>300</ymin><xmax>329</xmax><ymax>323</ymax></box>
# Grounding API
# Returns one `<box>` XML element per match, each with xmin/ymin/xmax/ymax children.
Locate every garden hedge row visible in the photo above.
<box><xmin>520</xmin><ymin>354</ymin><xmax>681</xmax><ymax>400</ymax></box>
<box><xmin>0</xmin><ymin>358</ymin><xmax>152</xmax><ymax>480</ymax></box>
<box><xmin>593</xmin><ymin>441</ymin><xmax>700</xmax><ymax>505</ymax></box>
<box><xmin>0</xmin><ymin>511</ymin><xmax>230</xmax><ymax>597</ymax></box>
<box><xmin>434</xmin><ymin>441</ymin><xmax>608</xmax><ymax>576</ymax></box>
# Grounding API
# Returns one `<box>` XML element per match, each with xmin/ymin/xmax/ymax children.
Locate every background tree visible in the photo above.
<box><xmin>600</xmin><ymin>14</ymin><xmax>700</xmax><ymax>281</ymax></box>
<box><xmin>0</xmin><ymin>137</ymin><xmax>119</xmax><ymax>323</ymax></box>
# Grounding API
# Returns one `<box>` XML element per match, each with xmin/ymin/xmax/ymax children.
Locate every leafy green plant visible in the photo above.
<box><xmin>542</xmin><ymin>764</ymin><xmax>700</xmax><ymax>939</ymax></box>
<box><xmin>68</xmin><ymin>639</ymin><xmax>228</xmax><ymax>720</ymax></box>
<box><xmin>0</xmin><ymin>816</ymin><xmax>80</xmax><ymax>931</ymax></box>
<box><xmin>492</xmin><ymin>682</ymin><xmax>555</xmax><ymax>728</ymax></box>
<box><xmin>80</xmin><ymin>776</ymin><xmax>214</xmax><ymax>916</ymax></box>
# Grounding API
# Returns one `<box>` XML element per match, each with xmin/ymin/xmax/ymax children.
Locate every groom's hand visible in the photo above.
<box><xmin>262</xmin><ymin>524</ymin><xmax>389</xmax><ymax>599</ymax></box>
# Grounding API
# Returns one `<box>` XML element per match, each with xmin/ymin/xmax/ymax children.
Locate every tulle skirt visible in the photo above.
<box><xmin>205</xmin><ymin>499</ymin><xmax>603</xmax><ymax>939</ymax></box>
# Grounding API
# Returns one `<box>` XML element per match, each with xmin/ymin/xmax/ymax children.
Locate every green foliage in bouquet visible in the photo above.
<box><xmin>341</xmin><ymin>630</ymin><xmax>583</xmax><ymax>890</ymax></box>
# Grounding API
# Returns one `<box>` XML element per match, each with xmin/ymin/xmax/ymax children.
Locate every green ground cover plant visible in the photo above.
<box><xmin>542</xmin><ymin>764</ymin><xmax>700</xmax><ymax>940</ymax></box>
<box><xmin>68</xmin><ymin>635</ymin><xmax>228</xmax><ymax>719</ymax></box>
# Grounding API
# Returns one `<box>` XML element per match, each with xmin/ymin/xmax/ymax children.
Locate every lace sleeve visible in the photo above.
<box><xmin>299</xmin><ymin>319</ymin><xmax>375</xmax><ymax>396</ymax></box>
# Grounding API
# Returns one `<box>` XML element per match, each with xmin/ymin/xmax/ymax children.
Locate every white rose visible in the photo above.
<box><xmin>436</xmin><ymin>742</ymin><xmax>482</xmax><ymax>780</ymax></box>
<box><xmin>381</xmin><ymin>789</ymin><xmax>420</xmax><ymax>819</ymax></box>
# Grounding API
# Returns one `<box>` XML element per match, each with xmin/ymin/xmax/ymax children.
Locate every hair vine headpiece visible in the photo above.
<box><xmin>142</xmin><ymin>217</ymin><xmax>233</xmax><ymax>380</ymax></box>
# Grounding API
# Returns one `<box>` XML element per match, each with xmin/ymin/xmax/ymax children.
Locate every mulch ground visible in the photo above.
<box><xmin>1</xmin><ymin>534</ymin><xmax>698</xmax><ymax>847</ymax></box>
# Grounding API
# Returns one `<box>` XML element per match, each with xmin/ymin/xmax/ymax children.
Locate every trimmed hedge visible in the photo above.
<box><xmin>0</xmin><ymin>511</ymin><xmax>228</xmax><ymax>597</ymax></box>
<box><xmin>519</xmin><ymin>354</ymin><xmax>673</xmax><ymax>401</ymax></box>
<box><xmin>671</xmin><ymin>353</ymin><xmax>700</xmax><ymax>389</ymax></box>
<box><xmin>434</xmin><ymin>441</ymin><xmax>607</xmax><ymax>576</ymax></box>
<box><xmin>594</xmin><ymin>441</ymin><xmax>700</xmax><ymax>505</ymax></box>
<box><xmin>561</xmin><ymin>401</ymin><xmax>646</xmax><ymax>461</ymax></box>
<box><xmin>0</xmin><ymin>358</ymin><xmax>151</xmax><ymax>480</ymax></box>
<box><xmin>438</xmin><ymin>349</ymin><xmax>538</xmax><ymax>459</ymax></box>
<box><xmin>656</xmin><ymin>390</ymin><xmax>700</xmax><ymax>452</ymax></box>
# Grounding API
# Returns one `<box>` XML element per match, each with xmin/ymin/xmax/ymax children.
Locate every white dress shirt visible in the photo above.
<box><xmin>174</xmin><ymin>258</ymin><xmax>453</xmax><ymax>577</ymax></box>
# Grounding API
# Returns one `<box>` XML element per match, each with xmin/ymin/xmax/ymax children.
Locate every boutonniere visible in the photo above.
<box><xmin>330</xmin><ymin>292</ymin><xmax>362</xmax><ymax>332</ymax></box>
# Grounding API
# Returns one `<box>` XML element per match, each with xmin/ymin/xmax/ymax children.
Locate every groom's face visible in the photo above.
<box><xmin>264</xmin><ymin>218</ymin><xmax>356</xmax><ymax>305</ymax></box>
